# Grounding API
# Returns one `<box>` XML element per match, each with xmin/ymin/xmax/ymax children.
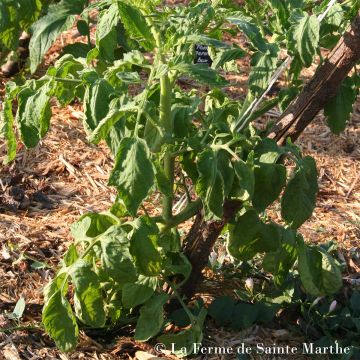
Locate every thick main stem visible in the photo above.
<box><xmin>160</xmin><ymin>73</ymin><xmax>175</xmax><ymax>222</ymax></box>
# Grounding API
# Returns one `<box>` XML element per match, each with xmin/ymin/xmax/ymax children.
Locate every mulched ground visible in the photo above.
<box><xmin>0</xmin><ymin>9</ymin><xmax>359</xmax><ymax>360</ymax></box>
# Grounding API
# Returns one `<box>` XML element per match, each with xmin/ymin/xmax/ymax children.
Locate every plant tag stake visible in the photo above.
<box><xmin>194</xmin><ymin>44</ymin><xmax>212</xmax><ymax>67</ymax></box>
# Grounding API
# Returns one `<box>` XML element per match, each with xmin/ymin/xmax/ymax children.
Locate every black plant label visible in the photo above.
<box><xmin>194</xmin><ymin>44</ymin><xmax>212</xmax><ymax>66</ymax></box>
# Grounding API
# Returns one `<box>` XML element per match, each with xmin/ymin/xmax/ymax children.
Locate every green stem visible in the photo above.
<box><xmin>134</xmin><ymin>64</ymin><xmax>156</xmax><ymax>137</ymax></box>
<box><xmin>167</xmin><ymin>281</ymin><xmax>196</xmax><ymax>325</ymax></box>
<box><xmin>161</xmin><ymin>198</ymin><xmax>202</xmax><ymax>232</ymax></box>
<box><xmin>157</xmin><ymin>52</ymin><xmax>174</xmax><ymax>223</ymax></box>
<box><xmin>53</xmin><ymin>77</ymin><xmax>82</xmax><ymax>84</ymax></box>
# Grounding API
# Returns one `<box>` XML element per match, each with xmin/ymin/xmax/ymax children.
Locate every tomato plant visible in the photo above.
<box><xmin>1</xmin><ymin>0</ymin><xmax>359</xmax><ymax>356</ymax></box>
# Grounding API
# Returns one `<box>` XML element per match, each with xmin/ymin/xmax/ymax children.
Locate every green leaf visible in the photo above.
<box><xmin>122</xmin><ymin>275</ymin><xmax>158</xmax><ymax>309</ymax></box>
<box><xmin>130</xmin><ymin>217</ymin><xmax>162</xmax><ymax>276</ymax></box>
<box><xmin>324</xmin><ymin>3</ymin><xmax>344</xmax><ymax>28</ymax></box>
<box><xmin>231</xmin><ymin>303</ymin><xmax>258</xmax><ymax>330</ymax></box>
<box><xmin>53</xmin><ymin>55</ymin><xmax>84</xmax><ymax>106</ymax></box>
<box><xmin>281</xmin><ymin>156</ymin><xmax>318</xmax><ymax>229</ymax></box>
<box><xmin>228</xmin><ymin>210</ymin><xmax>280</xmax><ymax>261</ymax></box>
<box><xmin>12</xmin><ymin>297</ymin><xmax>26</xmax><ymax>320</ymax></box>
<box><xmin>16</xmin><ymin>82</ymin><xmax>52</xmax><ymax>149</ymax></box>
<box><xmin>77</xmin><ymin>19</ymin><xmax>89</xmax><ymax>36</ymax></box>
<box><xmin>184</xmin><ymin>34</ymin><xmax>230</xmax><ymax>49</ymax></box>
<box><xmin>195</xmin><ymin>149</ymin><xmax>225</xmax><ymax>218</ymax></box>
<box><xmin>109</xmin><ymin>137</ymin><xmax>155</xmax><ymax>216</ymax></box>
<box><xmin>100</xmin><ymin>225</ymin><xmax>137</xmax><ymax>284</ymax></box>
<box><xmin>135</xmin><ymin>294</ymin><xmax>168</xmax><ymax>341</ymax></box>
<box><xmin>158</xmin><ymin>308</ymin><xmax>207</xmax><ymax>358</ymax></box>
<box><xmin>0</xmin><ymin>84</ymin><xmax>18</xmax><ymax>164</ymax></box>
<box><xmin>19</xmin><ymin>0</ymin><xmax>43</xmax><ymax>30</ymax></box>
<box><xmin>83</xmin><ymin>79</ymin><xmax>114</xmax><ymax>131</ymax></box>
<box><xmin>62</xmin><ymin>43</ymin><xmax>91</xmax><ymax>58</ymax></box>
<box><xmin>253</xmin><ymin>163</ymin><xmax>286</xmax><ymax>212</ymax></box>
<box><xmin>232</xmin><ymin>159</ymin><xmax>254</xmax><ymax>201</ymax></box>
<box><xmin>212</xmin><ymin>47</ymin><xmax>246</xmax><ymax>69</ymax></box>
<box><xmin>217</xmin><ymin>151</ymin><xmax>235</xmax><ymax>198</ymax></box>
<box><xmin>227</xmin><ymin>12</ymin><xmax>268</xmax><ymax>52</ymax></box>
<box><xmin>208</xmin><ymin>296</ymin><xmax>236</xmax><ymax>326</ymax></box>
<box><xmin>63</xmin><ymin>244</ymin><xmax>79</xmax><ymax>266</ymax></box>
<box><xmin>96</xmin><ymin>4</ymin><xmax>119</xmax><ymax>60</ymax></box>
<box><xmin>71</xmin><ymin>213</ymin><xmax>118</xmax><ymax>241</ymax></box>
<box><xmin>324</xmin><ymin>76</ymin><xmax>358</xmax><ymax>134</ymax></box>
<box><xmin>89</xmin><ymin>98</ymin><xmax>137</xmax><ymax>144</ymax></box>
<box><xmin>297</xmin><ymin>237</ymin><xmax>342</xmax><ymax>296</ymax></box>
<box><xmin>289</xmin><ymin>11</ymin><xmax>320</xmax><ymax>67</ymax></box>
<box><xmin>117</xmin><ymin>2</ymin><xmax>155</xmax><ymax>50</ymax></box>
<box><xmin>263</xmin><ymin>228</ymin><xmax>298</xmax><ymax>286</ymax></box>
<box><xmin>43</xmin><ymin>274</ymin><xmax>68</xmax><ymax>304</ymax></box>
<box><xmin>70</xmin><ymin>260</ymin><xmax>106</xmax><ymax>327</ymax></box>
<box><xmin>29</xmin><ymin>1</ymin><xmax>86</xmax><ymax>73</ymax></box>
<box><xmin>249</xmin><ymin>44</ymin><xmax>279</xmax><ymax>96</ymax></box>
<box><xmin>174</xmin><ymin>63</ymin><xmax>228</xmax><ymax>87</ymax></box>
<box><xmin>163</xmin><ymin>253</ymin><xmax>191</xmax><ymax>283</ymax></box>
<box><xmin>42</xmin><ymin>290</ymin><xmax>79</xmax><ymax>352</ymax></box>
<box><xmin>254</xmin><ymin>138</ymin><xmax>285</xmax><ymax>164</ymax></box>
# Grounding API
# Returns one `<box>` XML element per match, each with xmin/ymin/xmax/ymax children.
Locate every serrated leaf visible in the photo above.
<box><xmin>130</xmin><ymin>217</ymin><xmax>162</xmax><ymax>276</ymax></box>
<box><xmin>324</xmin><ymin>76</ymin><xmax>358</xmax><ymax>134</ymax></box>
<box><xmin>281</xmin><ymin>156</ymin><xmax>318</xmax><ymax>229</ymax></box>
<box><xmin>135</xmin><ymin>294</ymin><xmax>168</xmax><ymax>341</ymax></box>
<box><xmin>70</xmin><ymin>259</ymin><xmax>106</xmax><ymax>327</ymax></box>
<box><xmin>297</xmin><ymin>237</ymin><xmax>342</xmax><ymax>296</ymax></box>
<box><xmin>96</xmin><ymin>3</ymin><xmax>119</xmax><ymax>60</ymax></box>
<box><xmin>0</xmin><ymin>86</ymin><xmax>17</xmax><ymax>164</ymax></box>
<box><xmin>195</xmin><ymin>149</ymin><xmax>224</xmax><ymax>218</ymax></box>
<box><xmin>89</xmin><ymin>98</ymin><xmax>137</xmax><ymax>144</ymax></box>
<box><xmin>42</xmin><ymin>290</ymin><xmax>79</xmax><ymax>352</ymax></box>
<box><xmin>122</xmin><ymin>275</ymin><xmax>158</xmax><ymax>309</ymax></box>
<box><xmin>227</xmin><ymin>12</ymin><xmax>268</xmax><ymax>52</ymax></box>
<box><xmin>71</xmin><ymin>213</ymin><xmax>118</xmax><ymax>241</ymax></box>
<box><xmin>263</xmin><ymin>228</ymin><xmax>297</xmax><ymax>286</ymax></box>
<box><xmin>232</xmin><ymin>159</ymin><xmax>254</xmax><ymax>201</ymax></box>
<box><xmin>228</xmin><ymin>210</ymin><xmax>280</xmax><ymax>261</ymax></box>
<box><xmin>53</xmin><ymin>55</ymin><xmax>84</xmax><ymax>106</ymax></box>
<box><xmin>83</xmin><ymin>79</ymin><xmax>114</xmax><ymax>131</ymax></box>
<box><xmin>289</xmin><ymin>11</ymin><xmax>319</xmax><ymax>67</ymax></box>
<box><xmin>16</xmin><ymin>83</ymin><xmax>52</xmax><ymax>149</ymax></box>
<box><xmin>324</xmin><ymin>3</ymin><xmax>343</xmax><ymax>27</ymax></box>
<box><xmin>117</xmin><ymin>2</ymin><xmax>155</xmax><ymax>50</ymax></box>
<box><xmin>253</xmin><ymin>163</ymin><xmax>286</xmax><ymax>212</ymax></box>
<box><xmin>109</xmin><ymin>137</ymin><xmax>154</xmax><ymax>216</ymax></box>
<box><xmin>249</xmin><ymin>44</ymin><xmax>279</xmax><ymax>96</ymax></box>
<box><xmin>63</xmin><ymin>244</ymin><xmax>79</xmax><ymax>266</ymax></box>
<box><xmin>100</xmin><ymin>225</ymin><xmax>137</xmax><ymax>284</ymax></box>
<box><xmin>184</xmin><ymin>34</ymin><xmax>230</xmax><ymax>49</ymax></box>
<box><xmin>212</xmin><ymin>47</ymin><xmax>246</xmax><ymax>69</ymax></box>
<box><xmin>29</xmin><ymin>1</ymin><xmax>86</xmax><ymax>73</ymax></box>
<box><xmin>62</xmin><ymin>42</ymin><xmax>91</xmax><ymax>58</ymax></box>
<box><xmin>254</xmin><ymin>138</ymin><xmax>285</xmax><ymax>164</ymax></box>
<box><xmin>174</xmin><ymin>63</ymin><xmax>228</xmax><ymax>87</ymax></box>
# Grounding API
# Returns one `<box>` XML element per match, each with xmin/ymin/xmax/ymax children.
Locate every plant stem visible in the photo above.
<box><xmin>52</xmin><ymin>77</ymin><xmax>82</xmax><ymax>84</ymax></box>
<box><xmin>161</xmin><ymin>198</ymin><xmax>202</xmax><ymax>232</ymax></box>
<box><xmin>158</xmin><ymin>61</ymin><xmax>174</xmax><ymax>222</ymax></box>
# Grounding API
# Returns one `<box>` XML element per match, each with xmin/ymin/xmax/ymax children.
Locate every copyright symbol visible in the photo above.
<box><xmin>154</xmin><ymin>343</ymin><xmax>166</xmax><ymax>353</ymax></box>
